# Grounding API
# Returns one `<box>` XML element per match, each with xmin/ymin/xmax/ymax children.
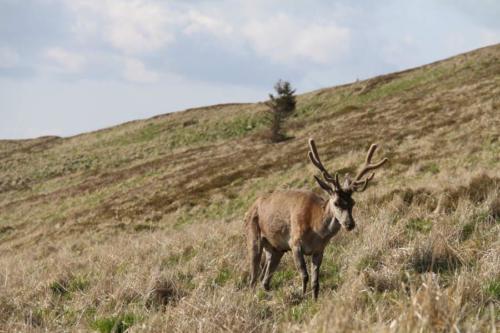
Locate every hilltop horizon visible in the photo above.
<box><xmin>3</xmin><ymin>42</ymin><xmax>498</xmax><ymax>141</ymax></box>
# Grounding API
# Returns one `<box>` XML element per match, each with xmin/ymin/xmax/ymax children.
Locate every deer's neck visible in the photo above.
<box><xmin>318</xmin><ymin>200</ymin><xmax>340</xmax><ymax>238</ymax></box>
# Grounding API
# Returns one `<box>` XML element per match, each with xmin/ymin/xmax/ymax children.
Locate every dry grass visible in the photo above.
<box><xmin>0</xmin><ymin>44</ymin><xmax>499</xmax><ymax>332</ymax></box>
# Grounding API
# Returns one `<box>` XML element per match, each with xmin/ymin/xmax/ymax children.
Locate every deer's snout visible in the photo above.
<box><xmin>336</xmin><ymin>210</ymin><xmax>355</xmax><ymax>231</ymax></box>
<box><xmin>344</xmin><ymin>211</ymin><xmax>355</xmax><ymax>231</ymax></box>
<box><xmin>346</xmin><ymin>220</ymin><xmax>355</xmax><ymax>231</ymax></box>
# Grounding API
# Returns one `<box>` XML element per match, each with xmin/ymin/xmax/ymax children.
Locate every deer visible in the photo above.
<box><xmin>245</xmin><ymin>138</ymin><xmax>388</xmax><ymax>299</ymax></box>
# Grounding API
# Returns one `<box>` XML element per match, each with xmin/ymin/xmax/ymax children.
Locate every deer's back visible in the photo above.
<box><xmin>255</xmin><ymin>190</ymin><xmax>325</xmax><ymax>252</ymax></box>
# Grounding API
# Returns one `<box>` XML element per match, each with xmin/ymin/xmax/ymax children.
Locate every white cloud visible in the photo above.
<box><xmin>122</xmin><ymin>57</ymin><xmax>159</xmax><ymax>83</ymax></box>
<box><xmin>0</xmin><ymin>46</ymin><xmax>20</xmax><ymax>68</ymax></box>
<box><xmin>44</xmin><ymin>47</ymin><xmax>86</xmax><ymax>73</ymax></box>
<box><xmin>60</xmin><ymin>1</ymin><xmax>354</xmax><ymax>71</ymax></box>
<box><xmin>64</xmin><ymin>0</ymin><xmax>174</xmax><ymax>54</ymax></box>
<box><xmin>183</xmin><ymin>10</ymin><xmax>233</xmax><ymax>37</ymax></box>
<box><xmin>243</xmin><ymin>14</ymin><xmax>350</xmax><ymax>65</ymax></box>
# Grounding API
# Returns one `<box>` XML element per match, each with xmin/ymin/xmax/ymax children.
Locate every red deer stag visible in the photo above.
<box><xmin>245</xmin><ymin>138</ymin><xmax>388</xmax><ymax>299</ymax></box>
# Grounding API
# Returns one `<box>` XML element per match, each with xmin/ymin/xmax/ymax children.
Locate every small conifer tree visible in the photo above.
<box><xmin>266</xmin><ymin>80</ymin><xmax>296</xmax><ymax>142</ymax></box>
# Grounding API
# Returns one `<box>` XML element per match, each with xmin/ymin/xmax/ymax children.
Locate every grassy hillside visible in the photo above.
<box><xmin>1</xmin><ymin>44</ymin><xmax>499</xmax><ymax>332</ymax></box>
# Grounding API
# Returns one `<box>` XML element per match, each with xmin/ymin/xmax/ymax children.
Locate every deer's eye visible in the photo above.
<box><xmin>334</xmin><ymin>201</ymin><xmax>340</xmax><ymax>207</ymax></box>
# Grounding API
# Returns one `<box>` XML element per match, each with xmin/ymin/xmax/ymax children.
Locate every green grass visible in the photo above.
<box><xmin>165</xmin><ymin>113</ymin><xmax>266</xmax><ymax>149</ymax></box>
<box><xmin>294</xmin><ymin>100</ymin><xmax>324</xmax><ymax>119</ymax></box>
<box><xmin>90</xmin><ymin>313</ymin><xmax>139</xmax><ymax>333</ymax></box>
<box><xmin>213</xmin><ymin>267</ymin><xmax>233</xmax><ymax>286</ymax></box>
<box><xmin>50</xmin><ymin>274</ymin><xmax>91</xmax><ymax>297</ymax></box>
<box><xmin>270</xmin><ymin>269</ymin><xmax>295</xmax><ymax>289</ymax></box>
<box><xmin>460</xmin><ymin>222</ymin><xmax>476</xmax><ymax>241</ymax></box>
<box><xmin>321</xmin><ymin>261</ymin><xmax>343</xmax><ymax>290</ymax></box>
<box><xmin>485</xmin><ymin>279</ymin><xmax>500</xmax><ymax>300</ymax></box>
<box><xmin>357</xmin><ymin>254</ymin><xmax>381</xmax><ymax>271</ymax></box>
<box><xmin>406</xmin><ymin>218</ymin><xmax>433</xmax><ymax>234</ymax></box>
<box><xmin>162</xmin><ymin>246</ymin><xmax>197</xmax><ymax>267</ymax></box>
<box><xmin>355</xmin><ymin>67</ymin><xmax>448</xmax><ymax>104</ymax></box>
<box><xmin>287</xmin><ymin>298</ymin><xmax>318</xmax><ymax>323</ymax></box>
<box><xmin>420</xmin><ymin>162</ymin><xmax>440</xmax><ymax>175</ymax></box>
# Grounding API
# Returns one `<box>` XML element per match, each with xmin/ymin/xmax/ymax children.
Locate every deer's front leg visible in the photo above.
<box><xmin>292</xmin><ymin>245</ymin><xmax>309</xmax><ymax>296</ymax></box>
<box><xmin>311</xmin><ymin>252</ymin><xmax>323</xmax><ymax>300</ymax></box>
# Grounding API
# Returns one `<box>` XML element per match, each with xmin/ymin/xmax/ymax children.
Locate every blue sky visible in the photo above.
<box><xmin>0</xmin><ymin>0</ymin><xmax>499</xmax><ymax>139</ymax></box>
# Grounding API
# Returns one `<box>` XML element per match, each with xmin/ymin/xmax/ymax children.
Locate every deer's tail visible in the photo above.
<box><xmin>245</xmin><ymin>201</ymin><xmax>262</xmax><ymax>286</ymax></box>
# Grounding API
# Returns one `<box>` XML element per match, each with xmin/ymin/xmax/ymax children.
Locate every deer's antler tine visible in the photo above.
<box><xmin>308</xmin><ymin>151</ymin><xmax>335</xmax><ymax>182</ymax></box>
<box><xmin>356</xmin><ymin>158</ymin><xmax>388</xmax><ymax>180</ymax></box>
<box><xmin>308</xmin><ymin>140</ymin><xmax>330</xmax><ymax>174</ymax></box>
<box><xmin>307</xmin><ymin>151</ymin><xmax>322</xmax><ymax>171</ymax></box>
<box><xmin>308</xmin><ymin>138</ymin><xmax>339</xmax><ymax>188</ymax></box>
<box><xmin>313</xmin><ymin>175</ymin><xmax>333</xmax><ymax>193</ymax></box>
<box><xmin>354</xmin><ymin>178</ymin><xmax>369</xmax><ymax>192</ymax></box>
<box><xmin>354</xmin><ymin>144</ymin><xmax>388</xmax><ymax>182</ymax></box>
<box><xmin>321</xmin><ymin>171</ymin><xmax>335</xmax><ymax>182</ymax></box>
<box><xmin>308</xmin><ymin>138</ymin><xmax>320</xmax><ymax>162</ymax></box>
<box><xmin>352</xmin><ymin>173</ymin><xmax>374</xmax><ymax>192</ymax></box>
<box><xmin>365</xmin><ymin>144</ymin><xmax>377</xmax><ymax>164</ymax></box>
<box><xmin>334</xmin><ymin>173</ymin><xmax>341</xmax><ymax>189</ymax></box>
<box><xmin>308</xmin><ymin>139</ymin><xmax>343</xmax><ymax>190</ymax></box>
<box><xmin>349</xmin><ymin>144</ymin><xmax>388</xmax><ymax>192</ymax></box>
<box><xmin>353</xmin><ymin>172</ymin><xmax>374</xmax><ymax>186</ymax></box>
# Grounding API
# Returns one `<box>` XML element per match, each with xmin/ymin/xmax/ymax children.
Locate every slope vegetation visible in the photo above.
<box><xmin>0</xmin><ymin>44</ymin><xmax>499</xmax><ymax>332</ymax></box>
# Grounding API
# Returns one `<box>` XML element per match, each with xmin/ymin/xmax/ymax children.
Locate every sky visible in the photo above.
<box><xmin>0</xmin><ymin>0</ymin><xmax>499</xmax><ymax>139</ymax></box>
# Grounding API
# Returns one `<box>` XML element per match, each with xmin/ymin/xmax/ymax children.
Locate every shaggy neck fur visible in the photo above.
<box><xmin>318</xmin><ymin>199</ymin><xmax>341</xmax><ymax>238</ymax></box>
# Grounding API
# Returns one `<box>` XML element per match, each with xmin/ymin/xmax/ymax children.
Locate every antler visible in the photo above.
<box><xmin>350</xmin><ymin>144</ymin><xmax>388</xmax><ymax>192</ymax></box>
<box><xmin>308</xmin><ymin>139</ymin><xmax>388</xmax><ymax>193</ymax></box>
<box><xmin>308</xmin><ymin>138</ymin><xmax>341</xmax><ymax>189</ymax></box>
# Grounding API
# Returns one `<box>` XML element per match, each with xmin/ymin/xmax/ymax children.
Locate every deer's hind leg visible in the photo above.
<box><xmin>262</xmin><ymin>246</ymin><xmax>284</xmax><ymax>291</ymax></box>
<box><xmin>249</xmin><ymin>243</ymin><xmax>262</xmax><ymax>287</ymax></box>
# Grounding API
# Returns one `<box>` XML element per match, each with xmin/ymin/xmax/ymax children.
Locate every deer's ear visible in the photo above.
<box><xmin>314</xmin><ymin>175</ymin><xmax>333</xmax><ymax>194</ymax></box>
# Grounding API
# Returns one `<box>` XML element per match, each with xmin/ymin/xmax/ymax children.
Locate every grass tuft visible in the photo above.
<box><xmin>49</xmin><ymin>274</ymin><xmax>90</xmax><ymax>297</ymax></box>
<box><xmin>460</xmin><ymin>222</ymin><xmax>476</xmax><ymax>241</ymax></box>
<box><xmin>409</xmin><ymin>237</ymin><xmax>462</xmax><ymax>274</ymax></box>
<box><xmin>270</xmin><ymin>269</ymin><xmax>295</xmax><ymax>289</ymax></box>
<box><xmin>213</xmin><ymin>267</ymin><xmax>233</xmax><ymax>287</ymax></box>
<box><xmin>485</xmin><ymin>279</ymin><xmax>500</xmax><ymax>300</ymax></box>
<box><xmin>406</xmin><ymin>218</ymin><xmax>433</xmax><ymax>234</ymax></box>
<box><xmin>487</xmin><ymin>195</ymin><xmax>500</xmax><ymax>221</ymax></box>
<box><xmin>357</xmin><ymin>254</ymin><xmax>381</xmax><ymax>271</ymax></box>
<box><xmin>147</xmin><ymin>278</ymin><xmax>184</xmax><ymax>308</ymax></box>
<box><xmin>90</xmin><ymin>313</ymin><xmax>138</xmax><ymax>333</ymax></box>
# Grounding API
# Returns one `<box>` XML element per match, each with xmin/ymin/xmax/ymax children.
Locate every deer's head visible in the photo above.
<box><xmin>308</xmin><ymin>138</ymin><xmax>388</xmax><ymax>231</ymax></box>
